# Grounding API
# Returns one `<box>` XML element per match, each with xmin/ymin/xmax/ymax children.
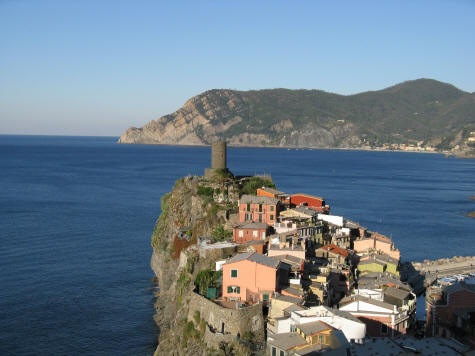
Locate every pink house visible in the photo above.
<box><xmin>222</xmin><ymin>252</ymin><xmax>290</xmax><ymax>304</ymax></box>
<box><xmin>238</xmin><ymin>195</ymin><xmax>279</xmax><ymax>226</ymax></box>
<box><xmin>353</xmin><ymin>234</ymin><xmax>400</xmax><ymax>261</ymax></box>
<box><xmin>233</xmin><ymin>222</ymin><xmax>268</xmax><ymax>244</ymax></box>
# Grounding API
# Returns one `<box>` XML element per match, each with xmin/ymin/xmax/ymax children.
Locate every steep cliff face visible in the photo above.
<box><xmin>119</xmin><ymin>90</ymin><xmax>250</xmax><ymax>145</ymax></box>
<box><xmin>118</xmin><ymin>79</ymin><xmax>475</xmax><ymax>150</ymax></box>
<box><xmin>149</xmin><ymin>175</ymin><xmax>241</xmax><ymax>356</ymax></box>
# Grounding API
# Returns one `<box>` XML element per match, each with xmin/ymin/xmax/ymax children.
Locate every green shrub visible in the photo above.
<box><xmin>195</xmin><ymin>269</ymin><xmax>221</xmax><ymax>295</ymax></box>
<box><xmin>197</xmin><ymin>185</ymin><xmax>214</xmax><ymax>197</ymax></box>
<box><xmin>211</xmin><ymin>225</ymin><xmax>232</xmax><ymax>242</ymax></box>
<box><xmin>240</xmin><ymin>176</ymin><xmax>275</xmax><ymax>196</ymax></box>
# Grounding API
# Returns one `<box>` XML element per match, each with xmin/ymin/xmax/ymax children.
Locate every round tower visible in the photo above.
<box><xmin>211</xmin><ymin>141</ymin><xmax>227</xmax><ymax>170</ymax></box>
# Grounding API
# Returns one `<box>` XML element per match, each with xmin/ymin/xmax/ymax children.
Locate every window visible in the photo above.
<box><xmin>271</xmin><ymin>205</ymin><xmax>274</xmax><ymax>211</ymax></box>
<box><xmin>290</xmin><ymin>325</ymin><xmax>297</xmax><ymax>332</ymax></box>
<box><xmin>231</xmin><ymin>269</ymin><xmax>238</xmax><ymax>278</ymax></box>
<box><xmin>263</xmin><ymin>294</ymin><xmax>269</xmax><ymax>301</ymax></box>
<box><xmin>381</xmin><ymin>324</ymin><xmax>388</xmax><ymax>335</ymax></box>
<box><xmin>259</xmin><ymin>204</ymin><xmax>262</xmax><ymax>212</ymax></box>
<box><xmin>253</xmin><ymin>230</ymin><xmax>258</xmax><ymax>237</ymax></box>
<box><xmin>246</xmin><ymin>203</ymin><xmax>250</xmax><ymax>212</ymax></box>
<box><xmin>271</xmin><ymin>347</ymin><xmax>276</xmax><ymax>356</ymax></box>
<box><xmin>228</xmin><ymin>286</ymin><xmax>240</xmax><ymax>293</ymax></box>
<box><xmin>280</xmin><ymin>350</ymin><xmax>284</xmax><ymax>356</ymax></box>
<box><xmin>238</xmin><ymin>230</ymin><xmax>243</xmax><ymax>237</ymax></box>
<box><xmin>270</xmin><ymin>214</ymin><xmax>274</xmax><ymax>220</ymax></box>
<box><xmin>258</xmin><ymin>214</ymin><xmax>262</xmax><ymax>223</ymax></box>
<box><xmin>261</xmin><ymin>231</ymin><xmax>266</xmax><ymax>239</ymax></box>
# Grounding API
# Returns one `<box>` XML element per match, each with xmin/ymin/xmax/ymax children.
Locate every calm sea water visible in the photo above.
<box><xmin>0</xmin><ymin>135</ymin><xmax>474</xmax><ymax>355</ymax></box>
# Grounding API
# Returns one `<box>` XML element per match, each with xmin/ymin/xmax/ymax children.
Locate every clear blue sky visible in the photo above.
<box><xmin>1</xmin><ymin>0</ymin><xmax>474</xmax><ymax>136</ymax></box>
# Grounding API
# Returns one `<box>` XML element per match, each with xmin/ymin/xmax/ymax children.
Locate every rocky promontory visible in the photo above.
<box><xmin>150</xmin><ymin>173</ymin><xmax>267</xmax><ymax>355</ymax></box>
<box><xmin>119</xmin><ymin>79</ymin><xmax>475</xmax><ymax>153</ymax></box>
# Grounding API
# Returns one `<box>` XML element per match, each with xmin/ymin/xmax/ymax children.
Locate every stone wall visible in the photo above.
<box><xmin>187</xmin><ymin>292</ymin><xmax>265</xmax><ymax>346</ymax></box>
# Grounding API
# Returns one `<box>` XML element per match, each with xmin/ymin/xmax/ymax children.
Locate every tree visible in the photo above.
<box><xmin>211</xmin><ymin>224</ymin><xmax>232</xmax><ymax>242</ymax></box>
<box><xmin>195</xmin><ymin>269</ymin><xmax>220</xmax><ymax>295</ymax></box>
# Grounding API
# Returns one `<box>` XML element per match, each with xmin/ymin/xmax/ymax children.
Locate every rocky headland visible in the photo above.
<box><xmin>119</xmin><ymin>79</ymin><xmax>475</xmax><ymax>157</ymax></box>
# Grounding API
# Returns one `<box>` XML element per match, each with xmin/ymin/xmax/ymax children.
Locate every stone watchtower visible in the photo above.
<box><xmin>205</xmin><ymin>141</ymin><xmax>227</xmax><ymax>177</ymax></box>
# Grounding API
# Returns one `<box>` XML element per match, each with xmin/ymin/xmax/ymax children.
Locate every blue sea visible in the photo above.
<box><xmin>1</xmin><ymin>135</ymin><xmax>474</xmax><ymax>355</ymax></box>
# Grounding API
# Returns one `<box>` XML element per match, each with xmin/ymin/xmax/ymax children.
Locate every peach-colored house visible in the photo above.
<box><xmin>238</xmin><ymin>195</ymin><xmax>279</xmax><ymax>226</ymax></box>
<box><xmin>222</xmin><ymin>252</ymin><xmax>290</xmax><ymax>304</ymax></box>
<box><xmin>353</xmin><ymin>233</ymin><xmax>400</xmax><ymax>261</ymax></box>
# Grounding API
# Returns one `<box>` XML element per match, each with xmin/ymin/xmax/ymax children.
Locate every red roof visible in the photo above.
<box><xmin>372</xmin><ymin>233</ymin><xmax>392</xmax><ymax>243</ymax></box>
<box><xmin>321</xmin><ymin>244</ymin><xmax>349</xmax><ymax>257</ymax></box>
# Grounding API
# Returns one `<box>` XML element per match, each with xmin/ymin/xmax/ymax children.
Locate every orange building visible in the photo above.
<box><xmin>290</xmin><ymin>193</ymin><xmax>329</xmax><ymax>212</ymax></box>
<box><xmin>257</xmin><ymin>187</ymin><xmax>290</xmax><ymax>205</ymax></box>
<box><xmin>222</xmin><ymin>252</ymin><xmax>290</xmax><ymax>304</ymax></box>
<box><xmin>233</xmin><ymin>222</ymin><xmax>268</xmax><ymax>244</ymax></box>
<box><xmin>238</xmin><ymin>195</ymin><xmax>279</xmax><ymax>226</ymax></box>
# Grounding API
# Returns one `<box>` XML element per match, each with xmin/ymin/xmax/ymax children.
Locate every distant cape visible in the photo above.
<box><xmin>118</xmin><ymin>79</ymin><xmax>475</xmax><ymax>156</ymax></box>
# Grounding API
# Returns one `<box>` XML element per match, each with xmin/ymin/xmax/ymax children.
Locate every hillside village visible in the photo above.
<box><xmin>152</xmin><ymin>142</ymin><xmax>475</xmax><ymax>356</ymax></box>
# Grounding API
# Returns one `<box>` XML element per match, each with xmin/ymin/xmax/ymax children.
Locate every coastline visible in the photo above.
<box><xmin>117</xmin><ymin>140</ymin><xmax>455</xmax><ymax>156</ymax></box>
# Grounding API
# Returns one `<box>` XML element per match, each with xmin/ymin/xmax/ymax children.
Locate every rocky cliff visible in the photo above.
<box><xmin>149</xmin><ymin>175</ymin><xmax>262</xmax><ymax>356</ymax></box>
<box><xmin>119</xmin><ymin>79</ymin><xmax>475</xmax><ymax>153</ymax></box>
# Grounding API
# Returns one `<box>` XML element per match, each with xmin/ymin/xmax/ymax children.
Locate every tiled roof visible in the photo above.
<box><xmin>339</xmin><ymin>294</ymin><xmax>395</xmax><ymax>311</ymax></box>
<box><xmin>234</xmin><ymin>222</ymin><xmax>268</xmax><ymax>229</ymax></box>
<box><xmin>384</xmin><ymin>286</ymin><xmax>411</xmax><ymax>300</ymax></box>
<box><xmin>225</xmin><ymin>252</ymin><xmax>254</xmax><ymax>264</ymax></box>
<box><xmin>224</xmin><ymin>251</ymin><xmax>284</xmax><ymax>269</ymax></box>
<box><xmin>283</xmin><ymin>304</ymin><xmax>305</xmax><ymax>314</ymax></box>
<box><xmin>248</xmin><ymin>252</ymin><xmax>282</xmax><ymax>268</ymax></box>
<box><xmin>297</xmin><ymin>321</ymin><xmax>333</xmax><ymax>335</ymax></box>
<box><xmin>294</xmin><ymin>206</ymin><xmax>319</xmax><ymax>216</ymax></box>
<box><xmin>282</xmin><ymin>285</ymin><xmax>304</xmax><ymax>297</ymax></box>
<box><xmin>273</xmin><ymin>293</ymin><xmax>304</xmax><ymax>305</ymax></box>
<box><xmin>320</xmin><ymin>244</ymin><xmax>349</xmax><ymax>257</ymax></box>
<box><xmin>240</xmin><ymin>194</ymin><xmax>278</xmax><ymax>205</ymax></box>
<box><xmin>360</xmin><ymin>253</ymin><xmax>399</xmax><ymax>265</ymax></box>
<box><xmin>292</xmin><ymin>193</ymin><xmax>324</xmax><ymax>200</ymax></box>
<box><xmin>269</xmin><ymin>244</ymin><xmax>304</xmax><ymax>251</ymax></box>
<box><xmin>270</xmin><ymin>254</ymin><xmax>305</xmax><ymax>265</ymax></box>
<box><xmin>358</xmin><ymin>258</ymin><xmax>386</xmax><ymax>266</ymax></box>
<box><xmin>259</xmin><ymin>186</ymin><xmax>286</xmax><ymax>195</ymax></box>
<box><xmin>267</xmin><ymin>332</ymin><xmax>307</xmax><ymax>351</ymax></box>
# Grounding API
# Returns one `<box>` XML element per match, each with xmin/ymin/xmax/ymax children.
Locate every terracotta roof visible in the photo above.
<box><xmin>259</xmin><ymin>186</ymin><xmax>286</xmax><ymax>196</ymax></box>
<box><xmin>321</xmin><ymin>244</ymin><xmax>349</xmax><ymax>257</ymax></box>
<box><xmin>291</xmin><ymin>193</ymin><xmax>324</xmax><ymax>200</ymax></box>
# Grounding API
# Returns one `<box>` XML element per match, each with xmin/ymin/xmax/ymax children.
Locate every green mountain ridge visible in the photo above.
<box><xmin>118</xmin><ymin>79</ymin><xmax>475</xmax><ymax>153</ymax></box>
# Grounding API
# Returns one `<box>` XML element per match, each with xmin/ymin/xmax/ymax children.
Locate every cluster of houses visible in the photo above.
<box><xmin>425</xmin><ymin>275</ymin><xmax>475</xmax><ymax>348</ymax></box>
<box><xmin>209</xmin><ymin>185</ymin><xmax>424</xmax><ymax>355</ymax></box>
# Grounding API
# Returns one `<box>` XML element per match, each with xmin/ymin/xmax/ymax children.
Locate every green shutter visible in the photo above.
<box><xmin>231</xmin><ymin>269</ymin><xmax>238</xmax><ymax>277</ymax></box>
<box><xmin>237</xmin><ymin>286</ymin><xmax>240</xmax><ymax>293</ymax></box>
<box><xmin>263</xmin><ymin>294</ymin><xmax>269</xmax><ymax>301</ymax></box>
<box><xmin>227</xmin><ymin>286</ymin><xmax>232</xmax><ymax>293</ymax></box>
